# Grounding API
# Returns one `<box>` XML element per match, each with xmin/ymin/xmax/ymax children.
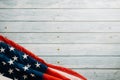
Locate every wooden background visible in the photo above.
<box><xmin>0</xmin><ymin>0</ymin><xmax>120</xmax><ymax>80</ymax></box>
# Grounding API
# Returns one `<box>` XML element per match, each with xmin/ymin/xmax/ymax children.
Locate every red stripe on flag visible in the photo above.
<box><xmin>47</xmin><ymin>64</ymin><xmax>87</xmax><ymax>80</ymax></box>
<box><xmin>43</xmin><ymin>73</ymin><xmax>63</xmax><ymax>80</ymax></box>
<box><xmin>46</xmin><ymin>67</ymin><xmax>70</xmax><ymax>80</ymax></box>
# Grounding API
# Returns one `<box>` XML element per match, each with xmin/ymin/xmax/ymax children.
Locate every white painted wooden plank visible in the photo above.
<box><xmin>1</xmin><ymin>22</ymin><xmax>120</xmax><ymax>32</ymax></box>
<box><xmin>1</xmin><ymin>33</ymin><xmax>120</xmax><ymax>43</ymax></box>
<box><xmin>0</xmin><ymin>9</ymin><xmax>120</xmax><ymax>21</ymax></box>
<box><xmin>0</xmin><ymin>70</ymin><xmax>120</xmax><ymax>80</ymax></box>
<box><xmin>40</xmin><ymin>56</ymin><xmax>120</xmax><ymax>68</ymax></box>
<box><xmin>76</xmin><ymin>69</ymin><xmax>120</xmax><ymax>80</ymax></box>
<box><xmin>20</xmin><ymin>44</ymin><xmax>120</xmax><ymax>56</ymax></box>
<box><xmin>0</xmin><ymin>0</ymin><xmax>120</xmax><ymax>8</ymax></box>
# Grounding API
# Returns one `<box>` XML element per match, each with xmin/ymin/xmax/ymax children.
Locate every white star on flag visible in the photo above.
<box><xmin>30</xmin><ymin>73</ymin><xmax>35</xmax><ymax>77</ymax></box>
<box><xmin>13</xmin><ymin>56</ymin><xmax>18</xmax><ymax>61</ymax></box>
<box><xmin>9</xmin><ymin>47</ymin><xmax>14</xmax><ymax>51</ymax></box>
<box><xmin>15</xmin><ymin>68</ymin><xmax>20</xmax><ymax>72</ymax></box>
<box><xmin>8</xmin><ymin>59</ymin><xmax>14</xmax><ymax>65</ymax></box>
<box><xmin>27</xmin><ymin>64</ymin><xmax>31</xmax><ymax>68</ymax></box>
<box><xmin>23</xmin><ymin>75</ymin><xmax>27</xmax><ymax>79</ymax></box>
<box><xmin>23</xmin><ymin>66</ymin><xmax>29</xmax><ymax>71</ymax></box>
<box><xmin>23</xmin><ymin>54</ymin><xmax>28</xmax><ymax>59</ymax></box>
<box><xmin>14</xmin><ymin>78</ymin><xmax>18</xmax><ymax>80</ymax></box>
<box><xmin>35</xmin><ymin>62</ymin><xmax>41</xmax><ymax>68</ymax></box>
<box><xmin>8</xmin><ymin>69</ymin><xmax>13</xmax><ymax>74</ymax></box>
<box><xmin>0</xmin><ymin>47</ymin><xmax>5</xmax><ymax>53</ymax></box>
<box><xmin>2</xmin><ymin>61</ymin><xmax>6</xmax><ymax>65</ymax></box>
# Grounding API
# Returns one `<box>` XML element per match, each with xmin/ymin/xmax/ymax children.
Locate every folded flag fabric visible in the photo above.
<box><xmin>0</xmin><ymin>35</ymin><xmax>87</xmax><ymax>80</ymax></box>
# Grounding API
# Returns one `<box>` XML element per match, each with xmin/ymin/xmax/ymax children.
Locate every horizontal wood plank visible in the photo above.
<box><xmin>0</xmin><ymin>0</ymin><xmax>120</xmax><ymax>8</ymax></box>
<box><xmin>1</xmin><ymin>33</ymin><xmax>120</xmax><ymax>43</ymax></box>
<box><xmin>76</xmin><ymin>69</ymin><xmax>120</xmax><ymax>80</ymax></box>
<box><xmin>40</xmin><ymin>56</ymin><xmax>120</xmax><ymax>68</ymax></box>
<box><xmin>0</xmin><ymin>9</ymin><xmax>120</xmax><ymax>21</ymax></box>
<box><xmin>1</xmin><ymin>22</ymin><xmax>120</xmax><ymax>32</ymax></box>
<box><xmin>19</xmin><ymin>44</ymin><xmax>120</xmax><ymax>56</ymax></box>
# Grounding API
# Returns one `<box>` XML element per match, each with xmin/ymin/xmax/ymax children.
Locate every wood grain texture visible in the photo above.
<box><xmin>76</xmin><ymin>69</ymin><xmax>120</xmax><ymax>80</ymax></box>
<box><xmin>0</xmin><ymin>9</ymin><xmax>120</xmax><ymax>21</ymax></box>
<box><xmin>0</xmin><ymin>0</ymin><xmax>120</xmax><ymax>8</ymax></box>
<box><xmin>1</xmin><ymin>22</ymin><xmax>120</xmax><ymax>32</ymax></box>
<box><xmin>20</xmin><ymin>44</ymin><xmax>120</xmax><ymax>56</ymax></box>
<box><xmin>0</xmin><ymin>0</ymin><xmax>120</xmax><ymax>80</ymax></box>
<box><xmin>1</xmin><ymin>33</ymin><xmax>120</xmax><ymax>43</ymax></box>
<box><xmin>41</xmin><ymin>56</ymin><xmax>120</xmax><ymax>68</ymax></box>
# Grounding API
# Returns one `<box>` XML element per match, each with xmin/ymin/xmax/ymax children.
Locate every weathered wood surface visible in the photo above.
<box><xmin>0</xmin><ymin>0</ymin><xmax>120</xmax><ymax>8</ymax></box>
<box><xmin>76</xmin><ymin>69</ymin><xmax>120</xmax><ymax>80</ymax></box>
<box><xmin>20</xmin><ymin>44</ymin><xmax>120</xmax><ymax>56</ymax></box>
<box><xmin>0</xmin><ymin>22</ymin><xmax>120</xmax><ymax>32</ymax></box>
<box><xmin>40</xmin><ymin>56</ymin><xmax>120</xmax><ymax>68</ymax></box>
<box><xmin>0</xmin><ymin>0</ymin><xmax>120</xmax><ymax>80</ymax></box>
<box><xmin>1</xmin><ymin>33</ymin><xmax>120</xmax><ymax>44</ymax></box>
<box><xmin>0</xmin><ymin>9</ymin><xmax>120</xmax><ymax>21</ymax></box>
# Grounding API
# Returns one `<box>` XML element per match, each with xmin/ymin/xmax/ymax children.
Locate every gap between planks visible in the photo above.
<box><xmin>1</xmin><ymin>20</ymin><xmax>120</xmax><ymax>22</ymax></box>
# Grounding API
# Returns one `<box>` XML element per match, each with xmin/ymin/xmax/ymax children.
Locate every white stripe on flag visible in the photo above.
<box><xmin>50</xmin><ymin>68</ymin><xmax>83</xmax><ymax>80</ymax></box>
<box><xmin>0</xmin><ymin>75</ymin><xmax>11</xmax><ymax>80</ymax></box>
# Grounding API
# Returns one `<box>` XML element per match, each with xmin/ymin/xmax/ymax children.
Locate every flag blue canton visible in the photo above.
<box><xmin>0</xmin><ymin>41</ymin><xmax>48</xmax><ymax>80</ymax></box>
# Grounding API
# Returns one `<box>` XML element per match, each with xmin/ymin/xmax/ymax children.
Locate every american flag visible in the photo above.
<box><xmin>0</xmin><ymin>35</ymin><xmax>87</xmax><ymax>80</ymax></box>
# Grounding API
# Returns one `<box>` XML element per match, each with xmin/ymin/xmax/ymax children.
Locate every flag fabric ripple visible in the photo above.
<box><xmin>0</xmin><ymin>35</ymin><xmax>87</xmax><ymax>80</ymax></box>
